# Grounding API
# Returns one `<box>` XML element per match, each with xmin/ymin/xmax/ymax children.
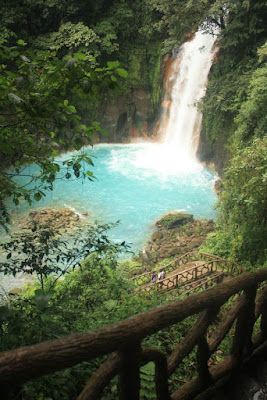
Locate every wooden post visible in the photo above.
<box><xmin>196</xmin><ymin>336</ymin><xmax>212</xmax><ymax>387</ymax></box>
<box><xmin>1</xmin><ymin>385</ymin><xmax>21</xmax><ymax>400</ymax></box>
<box><xmin>260</xmin><ymin>307</ymin><xmax>267</xmax><ymax>341</ymax></box>
<box><xmin>119</xmin><ymin>343</ymin><xmax>141</xmax><ymax>400</ymax></box>
<box><xmin>231</xmin><ymin>285</ymin><xmax>257</xmax><ymax>363</ymax></box>
<box><xmin>195</xmin><ymin>267</ymin><xmax>198</xmax><ymax>281</ymax></box>
<box><xmin>155</xmin><ymin>355</ymin><xmax>170</xmax><ymax>400</ymax></box>
<box><xmin>255</xmin><ymin>286</ymin><xmax>267</xmax><ymax>342</ymax></box>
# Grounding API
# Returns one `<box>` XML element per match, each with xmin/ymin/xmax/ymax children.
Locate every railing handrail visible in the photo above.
<box><xmin>129</xmin><ymin>251</ymin><xmax>201</xmax><ymax>280</ymax></box>
<box><xmin>130</xmin><ymin>251</ymin><xmax>239</xmax><ymax>283</ymax></box>
<box><xmin>137</xmin><ymin>258</ymin><xmax>241</xmax><ymax>293</ymax></box>
<box><xmin>161</xmin><ymin>258</ymin><xmax>237</xmax><ymax>282</ymax></box>
<box><xmin>1</xmin><ymin>267</ymin><xmax>267</xmax><ymax>390</ymax></box>
<box><xmin>182</xmin><ymin>272</ymin><xmax>225</xmax><ymax>295</ymax></box>
<box><xmin>137</xmin><ymin>260</ymin><xmax>212</xmax><ymax>291</ymax></box>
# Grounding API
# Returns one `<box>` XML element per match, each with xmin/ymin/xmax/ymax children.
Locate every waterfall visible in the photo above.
<box><xmin>162</xmin><ymin>28</ymin><xmax>218</xmax><ymax>161</ymax></box>
<box><xmin>131</xmin><ymin>27</ymin><xmax>218</xmax><ymax>174</ymax></box>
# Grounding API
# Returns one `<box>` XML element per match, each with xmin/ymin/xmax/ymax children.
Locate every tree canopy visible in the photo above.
<box><xmin>202</xmin><ymin>136</ymin><xmax>267</xmax><ymax>265</ymax></box>
<box><xmin>0</xmin><ymin>41</ymin><xmax>127</xmax><ymax>227</ymax></box>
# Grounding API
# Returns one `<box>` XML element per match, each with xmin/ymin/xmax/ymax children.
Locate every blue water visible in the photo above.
<box><xmin>8</xmin><ymin>143</ymin><xmax>217</xmax><ymax>250</ymax></box>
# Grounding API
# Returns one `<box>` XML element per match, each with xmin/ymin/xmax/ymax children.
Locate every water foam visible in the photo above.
<box><xmin>162</xmin><ymin>28</ymin><xmax>218</xmax><ymax>159</ymax></box>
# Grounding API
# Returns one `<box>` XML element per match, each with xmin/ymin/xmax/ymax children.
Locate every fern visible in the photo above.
<box><xmin>140</xmin><ymin>362</ymin><xmax>155</xmax><ymax>399</ymax></box>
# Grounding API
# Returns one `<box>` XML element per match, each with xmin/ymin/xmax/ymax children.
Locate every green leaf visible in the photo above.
<box><xmin>107</xmin><ymin>61</ymin><xmax>120</xmax><ymax>69</ymax></box>
<box><xmin>74</xmin><ymin>53</ymin><xmax>87</xmax><ymax>61</ymax></box>
<box><xmin>17</xmin><ymin>39</ymin><xmax>26</xmax><ymax>46</ymax></box>
<box><xmin>69</xmin><ymin>105</ymin><xmax>76</xmax><ymax>113</ymax></box>
<box><xmin>34</xmin><ymin>193</ymin><xmax>42</xmax><ymax>201</ymax></box>
<box><xmin>115</xmin><ymin>68</ymin><xmax>128</xmax><ymax>78</ymax></box>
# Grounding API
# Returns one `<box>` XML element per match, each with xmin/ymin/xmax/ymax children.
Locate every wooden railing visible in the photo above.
<box><xmin>137</xmin><ymin>258</ymin><xmax>241</xmax><ymax>294</ymax></box>
<box><xmin>1</xmin><ymin>268</ymin><xmax>267</xmax><ymax>400</ymax></box>
<box><xmin>182</xmin><ymin>271</ymin><xmax>225</xmax><ymax>295</ymax></box>
<box><xmin>130</xmin><ymin>251</ymin><xmax>239</xmax><ymax>286</ymax></box>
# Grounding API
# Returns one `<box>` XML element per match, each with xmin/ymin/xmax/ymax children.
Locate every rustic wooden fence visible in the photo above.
<box><xmin>1</xmin><ymin>268</ymin><xmax>267</xmax><ymax>400</ymax></box>
<box><xmin>130</xmin><ymin>251</ymin><xmax>239</xmax><ymax>286</ymax></box>
<box><xmin>137</xmin><ymin>257</ymin><xmax>241</xmax><ymax>294</ymax></box>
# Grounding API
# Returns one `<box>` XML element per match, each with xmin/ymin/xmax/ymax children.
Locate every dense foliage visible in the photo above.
<box><xmin>202</xmin><ymin>0</ymin><xmax>267</xmax><ymax>165</ymax></box>
<box><xmin>199</xmin><ymin>0</ymin><xmax>267</xmax><ymax>266</ymax></box>
<box><xmin>0</xmin><ymin>41</ymin><xmax>127</xmax><ymax>227</ymax></box>
<box><xmin>201</xmin><ymin>136</ymin><xmax>267</xmax><ymax>265</ymax></box>
<box><xmin>0</xmin><ymin>0</ymin><xmax>219</xmax><ymax>108</ymax></box>
<box><xmin>0</xmin><ymin>0</ymin><xmax>266</xmax><ymax>398</ymax></box>
<box><xmin>0</xmin><ymin>225</ymin><xmax>198</xmax><ymax>400</ymax></box>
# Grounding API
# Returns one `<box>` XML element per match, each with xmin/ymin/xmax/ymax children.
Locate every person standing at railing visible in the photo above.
<box><xmin>158</xmin><ymin>269</ymin><xmax>166</xmax><ymax>280</ymax></box>
<box><xmin>151</xmin><ymin>271</ymin><xmax>157</xmax><ymax>283</ymax></box>
<box><xmin>158</xmin><ymin>269</ymin><xmax>166</xmax><ymax>289</ymax></box>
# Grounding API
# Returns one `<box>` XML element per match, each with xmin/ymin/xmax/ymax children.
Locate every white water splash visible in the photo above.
<box><xmin>163</xmin><ymin>29</ymin><xmax>217</xmax><ymax>156</ymax></box>
<box><xmin>132</xmin><ymin>26</ymin><xmax>218</xmax><ymax>174</ymax></box>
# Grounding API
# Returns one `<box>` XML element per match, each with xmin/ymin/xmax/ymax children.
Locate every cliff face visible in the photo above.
<box><xmin>94</xmin><ymin>88</ymin><xmax>161</xmax><ymax>143</ymax></box>
<box><xmin>92</xmin><ymin>54</ymin><xmax>178</xmax><ymax>145</ymax></box>
<box><xmin>91</xmin><ymin>44</ymin><xmax>164</xmax><ymax>144</ymax></box>
<box><xmin>197</xmin><ymin>126</ymin><xmax>231</xmax><ymax>175</ymax></box>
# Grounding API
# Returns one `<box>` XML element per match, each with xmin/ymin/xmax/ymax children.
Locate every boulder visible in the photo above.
<box><xmin>155</xmin><ymin>212</ymin><xmax>193</xmax><ymax>229</ymax></box>
<box><xmin>151</xmin><ymin>231</ymin><xmax>163</xmax><ymax>241</ymax></box>
<box><xmin>169</xmin><ymin>247</ymin><xmax>181</xmax><ymax>256</ymax></box>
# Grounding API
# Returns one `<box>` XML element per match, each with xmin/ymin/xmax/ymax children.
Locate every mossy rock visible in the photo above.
<box><xmin>156</xmin><ymin>212</ymin><xmax>194</xmax><ymax>229</ymax></box>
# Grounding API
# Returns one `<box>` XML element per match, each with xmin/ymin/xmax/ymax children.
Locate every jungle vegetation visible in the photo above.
<box><xmin>0</xmin><ymin>0</ymin><xmax>266</xmax><ymax>398</ymax></box>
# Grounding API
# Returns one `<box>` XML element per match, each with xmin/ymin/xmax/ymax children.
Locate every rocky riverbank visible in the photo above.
<box><xmin>13</xmin><ymin>208</ymin><xmax>89</xmax><ymax>234</ymax></box>
<box><xmin>138</xmin><ymin>211</ymin><xmax>215</xmax><ymax>266</ymax></box>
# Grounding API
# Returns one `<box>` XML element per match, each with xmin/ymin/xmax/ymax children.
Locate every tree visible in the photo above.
<box><xmin>204</xmin><ymin>136</ymin><xmax>267</xmax><ymax>265</ymax></box>
<box><xmin>0</xmin><ymin>221</ymin><xmax>129</xmax><ymax>294</ymax></box>
<box><xmin>0</xmin><ymin>40</ymin><xmax>127</xmax><ymax>227</ymax></box>
<box><xmin>202</xmin><ymin>0</ymin><xmax>267</xmax><ymax>154</ymax></box>
<box><xmin>234</xmin><ymin>41</ymin><xmax>267</xmax><ymax>142</ymax></box>
<box><xmin>0</xmin><ymin>221</ymin><xmax>131</xmax><ymax>400</ymax></box>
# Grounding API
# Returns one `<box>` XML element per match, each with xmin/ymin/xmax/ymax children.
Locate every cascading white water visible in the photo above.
<box><xmin>163</xmin><ymin>28</ymin><xmax>218</xmax><ymax>158</ymax></box>
<box><xmin>131</xmin><ymin>27</ymin><xmax>218</xmax><ymax>174</ymax></box>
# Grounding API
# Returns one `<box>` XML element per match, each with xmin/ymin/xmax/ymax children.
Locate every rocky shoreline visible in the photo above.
<box><xmin>13</xmin><ymin>208</ymin><xmax>89</xmax><ymax>234</ymax></box>
<box><xmin>138</xmin><ymin>211</ymin><xmax>215</xmax><ymax>266</ymax></box>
